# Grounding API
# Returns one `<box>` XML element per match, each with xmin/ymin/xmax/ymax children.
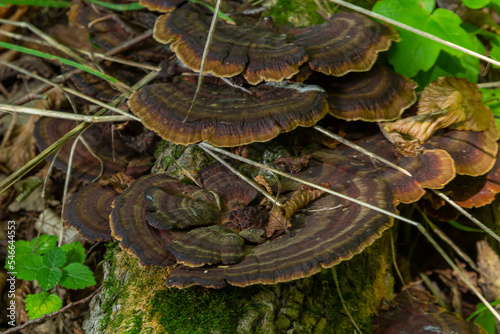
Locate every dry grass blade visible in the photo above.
<box><xmin>0</xmin><ymin>71</ymin><xmax>158</xmax><ymax>194</ymax></box>
<box><xmin>0</xmin><ymin>104</ymin><xmax>133</xmax><ymax>123</ymax></box>
<box><xmin>184</xmin><ymin>0</ymin><xmax>223</xmax><ymax>122</ymax></box>
<box><xmin>199</xmin><ymin>142</ymin><xmax>500</xmax><ymax>322</ymax></box>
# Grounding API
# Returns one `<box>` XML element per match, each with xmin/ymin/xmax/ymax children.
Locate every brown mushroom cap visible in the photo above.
<box><xmin>313</xmin><ymin>132</ymin><xmax>456</xmax><ymax>204</ymax></box>
<box><xmin>110</xmin><ymin>174</ymin><xmax>218</xmax><ymax>266</ymax></box>
<box><xmin>166</xmin><ymin>163</ymin><xmax>395</xmax><ymax>288</ymax></box>
<box><xmin>167</xmin><ymin>225</ymin><xmax>245</xmax><ymax>267</ymax></box>
<box><xmin>139</xmin><ymin>0</ymin><xmax>185</xmax><ymax>12</ymax></box>
<box><xmin>33</xmin><ymin>118</ymin><xmax>152</xmax><ymax>181</ymax></box>
<box><xmin>288</xmin><ymin>12</ymin><xmax>400</xmax><ymax>76</ymax></box>
<box><xmin>127</xmin><ymin>80</ymin><xmax>328</xmax><ymax>147</ymax></box>
<box><xmin>154</xmin><ymin>3</ymin><xmax>307</xmax><ymax>84</ymax></box>
<box><xmin>321</xmin><ymin>66</ymin><xmax>417</xmax><ymax>122</ymax></box>
<box><xmin>425</xmin><ymin>124</ymin><xmax>498</xmax><ymax>176</ymax></box>
<box><xmin>63</xmin><ymin>183</ymin><xmax>117</xmax><ymax>242</ymax></box>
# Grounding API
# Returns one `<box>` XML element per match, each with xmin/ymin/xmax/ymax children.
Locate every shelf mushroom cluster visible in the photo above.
<box><xmin>55</xmin><ymin>1</ymin><xmax>500</xmax><ymax>289</ymax></box>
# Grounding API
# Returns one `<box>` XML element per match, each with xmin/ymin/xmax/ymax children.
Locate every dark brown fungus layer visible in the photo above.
<box><xmin>374</xmin><ymin>288</ymin><xmax>486</xmax><ymax>334</ymax></box>
<box><xmin>110</xmin><ymin>174</ymin><xmax>218</xmax><ymax>266</ymax></box>
<box><xmin>166</xmin><ymin>163</ymin><xmax>395</xmax><ymax>288</ymax></box>
<box><xmin>63</xmin><ymin>183</ymin><xmax>117</xmax><ymax>242</ymax></box>
<box><xmin>143</xmin><ymin>186</ymin><xmax>220</xmax><ymax>230</ymax></box>
<box><xmin>313</xmin><ymin>132</ymin><xmax>456</xmax><ymax>204</ymax></box>
<box><xmin>167</xmin><ymin>225</ymin><xmax>245</xmax><ymax>267</ymax></box>
<box><xmin>288</xmin><ymin>12</ymin><xmax>400</xmax><ymax>76</ymax></box>
<box><xmin>198</xmin><ymin>162</ymin><xmax>258</xmax><ymax>210</ymax></box>
<box><xmin>425</xmin><ymin>123</ymin><xmax>499</xmax><ymax>176</ymax></box>
<box><xmin>33</xmin><ymin>118</ymin><xmax>153</xmax><ymax>181</ymax></box>
<box><xmin>322</xmin><ymin>66</ymin><xmax>417</xmax><ymax>122</ymax></box>
<box><xmin>154</xmin><ymin>3</ymin><xmax>307</xmax><ymax>84</ymax></box>
<box><xmin>127</xmin><ymin>80</ymin><xmax>328</xmax><ymax>147</ymax></box>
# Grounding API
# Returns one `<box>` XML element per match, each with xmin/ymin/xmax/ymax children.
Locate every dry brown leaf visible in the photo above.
<box><xmin>0</xmin><ymin>115</ymin><xmax>38</xmax><ymax>172</ymax></box>
<box><xmin>477</xmin><ymin>240</ymin><xmax>500</xmax><ymax>301</ymax></box>
<box><xmin>266</xmin><ymin>184</ymin><xmax>325</xmax><ymax>237</ymax></box>
<box><xmin>382</xmin><ymin>77</ymin><xmax>495</xmax><ymax>144</ymax></box>
<box><xmin>99</xmin><ymin>172</ymin><xmax>136</xmax><ymax>193</ymax></box>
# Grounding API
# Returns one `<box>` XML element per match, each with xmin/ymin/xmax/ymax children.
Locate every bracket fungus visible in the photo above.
<box><xmin>127</xmin><ymin>79</ymin><xmax>328</xmax><ymax>147</ymax></box>
<box><xmin>139</xmin><ymin>0</ymin><xmax>185</xmax><ymax>13</ymax></box>
<box><xmin>153</xmin><ymin>4</ymin><xmax>399</xmax><ymax>85</ymax></box>
<box><xmin>63</xmin><ymin>183</ymin><xmax>117</xmax><ymax>242</ymax></box>
<box><xmin>287</xmin><ymin>12</ymin><xmax>399</xmax><ymax>76</ymax></box>
<box><xmin>321</xmin><ymin>66</ymin><xmax>417</xmax><ymax>122</ymax></box>
<box><xmin>154</xmin><ymin>3</ymin><xmax>307</xmax><ymax>84</ymax></box>
<box><xmin>33</xmin><ymin>118</ymin><xmax>153</xmax><ymax>181</ymax></box>
<box><xmin>312</xmin><ymin>132</ymin><xmax>456</xmax><ymax>204</ymax></box>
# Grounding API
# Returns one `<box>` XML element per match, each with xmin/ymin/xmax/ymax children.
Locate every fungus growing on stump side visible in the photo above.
<box><xmin>320</xmin><ymin>66</ymin><xmax>417</xmax><ymax>122</ymax></box>
<box><xmin>287</xmin><ymin>12</ymin><xmax>400</xmax><ymax>76</ymax></box>
<box><xmin>154</xmin><ymin>3</ymin><xmax>307</xmax><ymax>84</ymax></box>
<box><xmin>62</xmin><ymin>183</ymin><xmax>117</xmax><ymax>242</ymax></box>
<box><xmin>166</xmin><ymin>163</ymin><xmax>395</xmax><ymax>288</ymax></box>
<box><xmin>127</xmin><ymin>79</ymin><xmax>328</xmax><ymax>147</ymax></box>
<box><xmin>33</xmin><ymin>118</ymin><xmax>153</xmax><ymax>181</ymax></box>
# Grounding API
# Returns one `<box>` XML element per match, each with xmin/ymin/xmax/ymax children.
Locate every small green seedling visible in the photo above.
<box><xmin>467</xmin><ymin>300</ymin><xmax>500</xmax><ymax>334</ymax></box>
<box><xmin>4</xmin><ymin>235</ymin><xmax>95</xmax><ymax>319</ymax></box>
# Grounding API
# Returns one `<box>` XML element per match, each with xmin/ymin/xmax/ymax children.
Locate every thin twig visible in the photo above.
<box><xmin>2</xmin><ymin>285</ymin><xmax>104</xmax><ymax>334</ymax></box>
<box><xmin>314</xmin><ymin>125</ymin><xmax>412</xmax><ymax>177</ymax></box>
<box><xmin>0</xmin><ymin>104</ymin><xmax>134</xmax><ymax>123</ymax></box>
<box><xmin>199</xmin><ymin>144</ymin><xmax>283</xmax><ymax>206</ymax></box>
<box><xmin>431</xmin><ymin>190</ymin><xmax>500</xmax><ymax>243</ymax></box>
<box><xmin>332</xmin><ymin>267</ymin><xmax>362</xmax><ymax>333</ymax></box>
<box><xmin>328</xmin><ymin>0</ymin><xmax>500</xmax><ymax>68</ymax></box>
<box><xmin>200</xmin><ymin>142</ymin><xmax>500</xmax><ymax>322</ymax></box>
<box><xmin>184</xmin><ymin>0</ymin><xmax>223</xmax><ymax>122</ymax></box>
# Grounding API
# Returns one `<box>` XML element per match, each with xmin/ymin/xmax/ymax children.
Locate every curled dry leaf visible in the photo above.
<box><xmin>267</xmin><ymin>184</ymin><xmax>325</xmax><ymax>237</ymax></box>
<box><xmin>383</xmin><ymin>77</ymin><xmax>496</xmax><ymax>143</ymax></box>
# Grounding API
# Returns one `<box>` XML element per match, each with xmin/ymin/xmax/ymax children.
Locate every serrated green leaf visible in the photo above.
<box><xmin>462</xmin><ymin>0</ymin><xmax>490</xmax><ymax>9</ymax></box>
<box><xmin>11</xmin><ymin>240</ymin><xmax>32</xmax><ymax>257</ymax></box>
<box><xmin>42</xmin><ymin>247</ymin><xmax>66</xmax><ymax>268</ymax></box>
<box><xmin>61</xmin><ymin>242</ymin><xmax>86</xmax><ymax>265</ymax></box>
<box><xmin>13</xmin><ymin>254</ymin><xmax>44</xmax><ymax>280</ymax></box>
<box><xmin>35</xmin><ymin>266</ymin><xmax>62</xmax><ymax>290</ymax></box>
<box><xmin>25</xmin><ymin>291</ymin><xmax>62</xmax><ymax>320</ymax></box>
<box><xmin>30</xmin><ymin>235</ymin><xmax>58</xmax><ymax>255</ymax></box>
<box><xmin>60</xmin><ymin>263</ymin><xmax>96</xmax><ymax>289</ymax></box>
<box><xmin>372</xmin><ymin>0</ymin><xmax>479</xmax><ymax>78</ymax></box>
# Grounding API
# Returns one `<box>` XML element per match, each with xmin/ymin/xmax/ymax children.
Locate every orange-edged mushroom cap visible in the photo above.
<box><xmin>127</xmin><ymin>79</ymin><xmax>328</xmax><ymax>147</ymax></box>
<box><xmin>166</xmin><ymin>163</ymin><xmax>395</xmax><ymax>288</ymax></box>
<box><xmin>424</xmin><ymin>123</ymin><xmax>498</xmax><ymax>176</ymax></box>
<box><xmin>321</xmin><ymin>66</ymin><xmax>417</xmax><ymax>122</ymax></box>
<box><xmin>33</xmin><ymin>118</ymin><xmax>153</xmax><ymax>181</ymax></box>
<box><xmin>313</xmin><ymin>131</ymin><xmax>456</xmax><ymax>204</ymax></box>
<box><xmin>139</xmin><ymin>0</ymin><xmax>185</xmax><ymax>12</ymax></box>
<box><xmin>287</xmin><ymin>12</ymin><xmax>400</xmax><ymax>76</ymax></box>
<box><xmin>63</xmin><ymin>183</ymin><xmax>117</xmax><ymax>242</ymax></box>
<box><xmin>153</xmin><ymin>3</ymin><xmax>307</xmax><ymax>84</ymax></box>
